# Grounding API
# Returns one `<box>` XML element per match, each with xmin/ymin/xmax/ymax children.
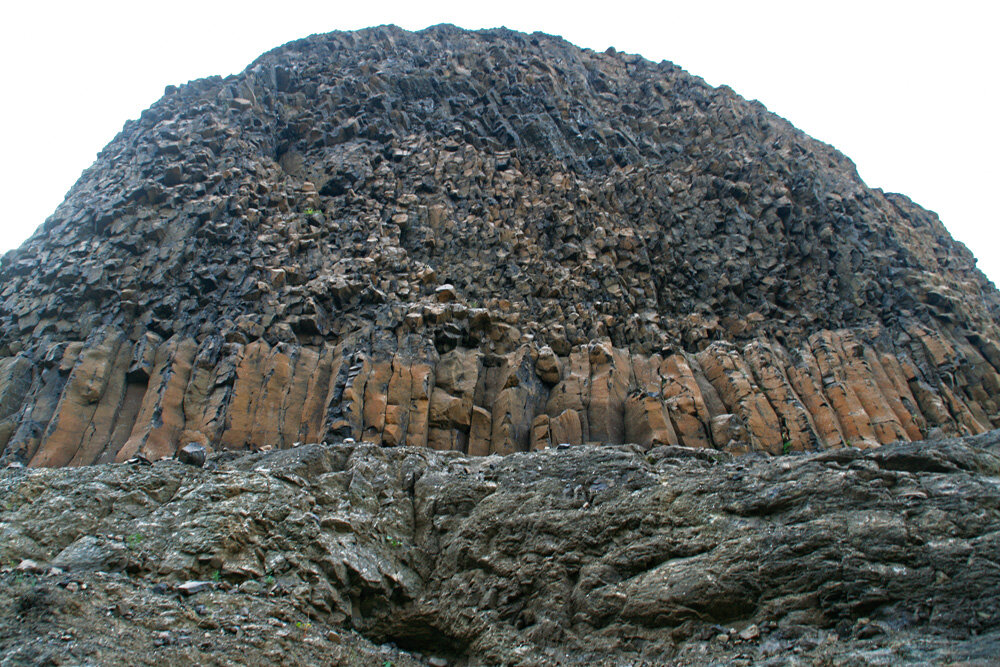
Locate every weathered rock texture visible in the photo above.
<box><xmin>3</xmin><ymin>433</ymin><xmax>1000</xmax><ymax>664</ymax></box>
<box><xmin>1</xmin><ymin>25</ymin><xmax>999</xmax><ymax>466</ymax></box>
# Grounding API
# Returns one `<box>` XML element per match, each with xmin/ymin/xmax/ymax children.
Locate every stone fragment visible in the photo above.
<box><xmin>51</xmin><ymin>535</ymin><xmax>126</xmax><ymax>573</ymax></box>
<box><xmin>534</xmin><ymin>346</ymin><xmax>561</xmax><ymax>384</ymax></box>
<box><xmin>17</xmin><ymin>559</ymin><xmax>43</xmax><ymax>573</ymax></box>
<box><xmin>177</xmin><ymin>581</ymin><xmax>214</xmax><ymax>595</ymax></box>
<box><xmin>178</xmin><ymin>442</ymin><xmax>207</xmax><ymax>467</ymax></box>
<box><xmin>435</xmin><ymin>284</ymin><xmax>457</xmax><ymax>303</ymax></box>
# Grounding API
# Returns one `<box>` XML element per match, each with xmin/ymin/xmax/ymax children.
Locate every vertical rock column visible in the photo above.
<box><xmin>697</xmin><ymin>342</ymin><xmax>783</xmax><ymax>454</ymax></box>
<box><xmin>116</xmin><ymin>336</ymin><xmax>198</xmax><ymax>461</ymax></box>
<box><xmin>544</xmin><ymin>347</ymin><xmax>591</xmax><ymax>446</ymax></box>
<box><xmin>624</xmin><ymin>353</ymin><xmax>678</xmax><ymax>448</ymax></box>
<box><xmin>31</xmin><ymin>327</ymin><xmax>127</xmax><ymax>467</ymax></box>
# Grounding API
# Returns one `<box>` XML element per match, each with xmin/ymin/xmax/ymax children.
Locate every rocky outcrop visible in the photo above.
<box><xmin>3</xmin><ymin>432</ymin><xmax>1000</xmax><ymax>664</ymax></box>
<box><xmin>0</xmin><ymin>24</ymin><xmax>998</xmax><ymax>466</ymax></box>
<box><xmin>0</xmin><ymin>322</ymin><xmax>997</xmax><ymax>467</ymax></box>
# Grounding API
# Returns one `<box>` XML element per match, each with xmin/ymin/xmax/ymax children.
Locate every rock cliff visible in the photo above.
<box><xmin>1</xmin><ymin>24</ymin><xmax>998</xmax><ymax>465</ymax></box>
<box><xmin>3</xmin><ymin>23</ymin><xmax>1000</xmax><ymax>666</ymax></box>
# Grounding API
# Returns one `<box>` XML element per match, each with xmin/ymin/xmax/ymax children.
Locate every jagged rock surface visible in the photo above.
<box><xmin>2</xmin><ymin>432</ymin><xmax>1000</xmax><ymax>665</ymax></box>
<box><xmin>1</xmin><ymin>24</ymin><xmax>999</xmax><ymax>466</ymax></box>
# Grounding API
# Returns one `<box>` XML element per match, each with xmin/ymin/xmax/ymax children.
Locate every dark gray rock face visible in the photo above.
<box><xmin>2</xmin><ymin>431</ymin><xmax>1000</xmax><ymax>664</ymax></box>
<box><xmin>2</xmin><ymin>25</ymin><xmax>997</xmax><ymax>351</ymax></box>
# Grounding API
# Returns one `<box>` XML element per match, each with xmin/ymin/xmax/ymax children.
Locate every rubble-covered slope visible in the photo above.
<box><xmin>3</xmin><ymin>433</ymin><xmax>1000</xmax><ymax>665</ymax></box>
<box><xmin>1</xmin><ymin>24</ymin><xmax>999</xmax><ymax>466</ymax></box>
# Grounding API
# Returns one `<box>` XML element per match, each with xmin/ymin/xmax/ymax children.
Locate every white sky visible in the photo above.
<box><xmin>2</xmin><ymin>1</ymin><xmax>997</xmax><ymax>284</ymax></box>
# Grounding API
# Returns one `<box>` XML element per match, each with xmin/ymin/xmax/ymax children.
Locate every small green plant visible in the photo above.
<box><xmin>125</xmin><ymin>533</ymin><xmax>144</xmax><ymax>549</ymax></box>
<box><xmin>263</xmin><ymin>574</ymin><xmax>275</xmax><ymax>585</ymax></box>
<box><xmin>303</xmin><ymin>208</ymin><xmax>318</xmax><ymax>215</ymax></box>
<box><xmin>384</xmin><ymin>536</ymin><xmax>403</xmax><ymax>548</ymax></box>
<box><xmin>210</xmin><ymin>569</ymin><xmax>222</xmax><ymax>583</ymax></box>
<box><xmin>382</xmin><ymin>661</ymin><xmax>393</xmax><ymax>667</ymax></box>
<box><xmin>782</xmin><ymin>440</ymin><xmax>792</xmax><ymax>455</ymax></box>
<box><xmin>295</xmin><ymin>620</ymin><xmax>311</xmax><ymax>630</ymax></box>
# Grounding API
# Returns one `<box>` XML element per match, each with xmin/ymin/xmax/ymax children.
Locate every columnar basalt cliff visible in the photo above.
<box><xmin>1</xmin><ymin>24</ymin><xmax>998</xmax><ymax>467</ymax></box>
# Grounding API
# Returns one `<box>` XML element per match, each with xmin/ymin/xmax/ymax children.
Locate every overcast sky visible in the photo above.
<box><xmin>2</xmin><ymin>1</ymin><xmax>997</xmax><ymax>284</ymax></box>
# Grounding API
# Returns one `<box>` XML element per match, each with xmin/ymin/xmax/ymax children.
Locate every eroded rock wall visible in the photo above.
<box><xmin>2</xmin><ymin>317</ymin><xmax>997</xmax><ymax>466</ymax></box>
